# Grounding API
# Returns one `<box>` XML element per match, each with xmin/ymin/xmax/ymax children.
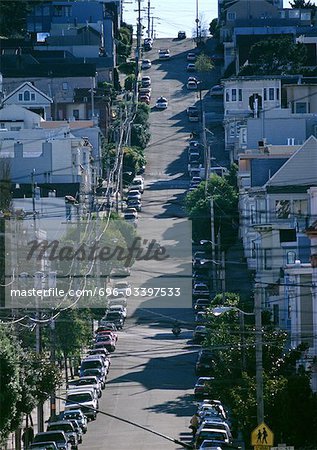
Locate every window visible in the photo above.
<box><xmin>23</xmin><ymin>91</ymin><xmax>30</xmax><ymax>101</ymax></box>
<box><xmin>0</xmin><ymin>123</ymin><xmax>5</xmax><ymax>129</ymax></box>
<box><xmin>293</xmin><ymin>199</ymin><xmax>308</xmax><ymax>216</ymax></box>
<box><xmin>18</xmin><ymin>93</ymin><xmax>23</xmax><ymax>101</ymax></box>
<box><xmin>227</xmin><ymin>12</ymin><xmax>236</xmax><ymax>21</ymax></box>
<box><xmin>62</xmin><ymin>82</ymin><xmax>68</xmax><ymax>91</ymax></box>
<box><xmin>231</xmin><ymin>89</ymin><xmax>237</xmax><ymax>101</ymax></box>
<box><xmin>240</xmin><ymin>127</ymin><xmax>247</xmax><ymax>144</ymax></box>
<box><xmin>53</xmin><ymin>5</ymin><xmax>63</xmax><ymax>16</ymax></box>
<box><xmin>269</xmin><ymin>88</ymin><xmax>274</xmax><ymax>101</ymax></box>
<box><xmin>276</xmin><ymin>88</ymin><xmax>279</xmax><ymax>100</ymax></box>
<box><xmin>238</xmin><ymin>89</ymin><xmax>242</xmax><ymax>101</ymax></box>
<box><xmin>73</xmin><ymin>109</ymin><xmax>79</xmax><ymax>120</ymax></box>
<box><xmin>225</xmin><ymin>90</ymin><xmax>230</xmax><ymax>102</ymax></box>
<box><xmin>43</xmin><ymin>5</ymin><xmax>50</xmax><ymax>16</ymax></box>
<box><xmin>31</xmin><ymin>93</ymin><xmax>35</xmax><ymax>101</ymax></box>
<box><xmin>264</xmin><ymin>249</ymin><xmax>272</xmax><ymax>270</ymax></box>
<box><xmin>275</xmin><ymin>200</ymin><xmax>290</xmax><ymax>219</ymax></box>
<box><xmin>11</xmin><ymin>127</ymin><xmax>21</xmax><ymax>131</ymax></box>
<box><xmin>280</xmin><ymin>229</ymin><xmax>296</xmax><ymax>243</ymax></box>
<box><xmin>250</xmin><ymin>205</ymin><xmax>256</xmax><ymax>224</ymax></box>
<box><xmin>263</xmin><ymin>88</ymin><xmax>267</xmax><ymax>101</ymax></box>
<box><xmin>229</xmin><ymin>122</ymin><xmax>235</xmax><ymax>138</ymax></box>
<box><xmin>295</xmin><ymin>102</ymin><xmax>307</xmax><ymax>113</ymax></box>
<box><xmin>251</xmin><ymin>241</ymin><xmax>256</xmax><ymax>259</ymax></box>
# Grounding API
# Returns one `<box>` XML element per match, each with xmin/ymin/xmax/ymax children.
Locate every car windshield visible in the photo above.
<box><xmin>48</xmin><ymin>423</ymin><xmax>73</xmax><ymax>432</ymax></box>
<box><xmin>83</xmin><ymin>369</ymin><xmax>102</xmax><ymax>376</ymax></box>
<box><xmin>76</xmin><ymin>379</ymin><xmax>96</xmax><ymax>386</ymax></box>
<box><xmin>63</xmin><ymin>412</ymin><xmax>82</xmax><ymax>420</ymax></box>
<box><xmin>67</xmin><ymin>393</ymin><xmax>92</xmax><ymax>403</ymax></box>
<box><xmin>81</xmin><ymin>360</ymin><xmax>101</xmax><ymax>370</ymax></box>
<box><xmin>34</xmin><ymin>433</ymin><xmax>65</xmax><ymax>443</ymax></box>
<box><xmin>106</xmin><ymin>312</ymin><xmax>122</xmax><ymax>318</ymax></box>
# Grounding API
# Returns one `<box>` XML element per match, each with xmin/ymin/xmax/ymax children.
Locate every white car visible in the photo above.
<box><xmin>109</xmin><ymin>304</ymin><xmax>127</xmax><ymax>318</ymax></box>
<box><xmin>65</xmin><ymin>390</ymin><xmax>98</xmax><ymax>420</ymax></box>
<box><xmin>187</xmin><ymin>52</ymin><xmax>197</xmax><ymax>61</ymax></box>
<box><xmin>131</xmin><ymin>176</ymin><xmax>144</xmax><ymax>193</ymax></box>
<box><xmin>124</xmin><ymin>212</ymin><xmax>138</xmax><ymax>227</ymax></box>
<box><xmin>114</xmin><ymin>281</ymin><xmax>131</xmax><ymax>296</ymax></box>
<box><xmin>156</xmin><ymin>96</ymin><xmax>168</xmax><ymax>109</ymax></box>
<box><xmin>159</xmin><ymin>48</ymin><xmax>170</xmax><ymax>59</ymax></box>
<box><xmin>141</xmin><ymin>59</ymin><xmax>151</xmax><ymax>69</ymax></box>
<box><xmin>141</xmin><ymin>76</ymin><xmax>151</xmax><ymax>87</ymax></box>
<box><xmin>127</xmin><ymin>189</ymin><xmax>142</xmax><ymax>201</ymax></box>
<box><xmin>187</xmin><ymin>77</ymin><xmax>198</xmax><ymax>90</ymax></box>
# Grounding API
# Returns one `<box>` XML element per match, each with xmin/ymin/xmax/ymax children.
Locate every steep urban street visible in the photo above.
<box><xmin>80</xmin><ymin>37</ymin><xmax>221</xmax><ymax>450</ymax></box>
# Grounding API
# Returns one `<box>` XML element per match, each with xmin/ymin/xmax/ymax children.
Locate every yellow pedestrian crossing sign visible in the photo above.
<box><xmin>251</xmin><ymin>422</ymin><xmax>274</xmax><ymax>447</ymax></box>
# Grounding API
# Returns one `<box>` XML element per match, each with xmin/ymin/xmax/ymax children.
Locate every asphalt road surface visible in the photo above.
<box><xmin>80</xmin><ymin>37</ymin><xmax>221</xmax><ymax>450</ymax></box>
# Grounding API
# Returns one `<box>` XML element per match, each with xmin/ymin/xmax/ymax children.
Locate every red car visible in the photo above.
<box><xmin>95</xmin><ymin>330</ymin><xmax>118</xmax><ymax>342</ymax></box>
<box><xmin>139</xmin><ymin>94</ymin><xmax>150</xmax><ymax>105</ymax></box>
<box><xmin>94</xmin><ymin>337</ymin><xmax>116</xmax><ymax>352</ymax></box>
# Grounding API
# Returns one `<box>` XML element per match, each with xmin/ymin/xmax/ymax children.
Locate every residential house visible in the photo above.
<box><xmin>218</xmin><ymin>0</ymin><xmax>313</xmax><ymax>73</ymax></box>
<box><xmin>223</xmin><ymin>75</ymin><xmax>317</xmax><ymax>161</ymax></box>
<box><xmin>238</xmin><ymin>136</ymin><xmax>317</xmax><ymax>370</ymax></box>
<box><xmin>0</xmin><ymin>105</ymin><xmax>98</xmax><ymax>209</ymax></box>
<box><xmin>1</xmin><ymin>81</ymin><xmax>53</xmax><ymax>120</ymax></box>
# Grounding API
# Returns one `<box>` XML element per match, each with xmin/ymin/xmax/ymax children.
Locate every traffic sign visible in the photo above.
<box><xmin>251</xmin><ymin>422</ymin><xmax>274</xmax><ymax>447</ymax></box>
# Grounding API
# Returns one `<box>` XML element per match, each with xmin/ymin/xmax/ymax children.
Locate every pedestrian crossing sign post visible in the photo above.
<box><xmin>251</xmin><ymin>422</ymin><xmax>274</xmax><ymax>448</ymax></box>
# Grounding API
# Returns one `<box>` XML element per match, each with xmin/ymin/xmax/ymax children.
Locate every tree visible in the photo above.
<box><xmin>290</xmin><ymin>0</ymin><xmax>314</xmax><ymax>7</ymax></box>
<box><xmin>185</xmin><ymin>173</ymin><xmax>239</xmax><ymax>249</ymax></box>
<box><xmin>195</xmin><ymin>54</ymin><xmax>214</xmax><ymax>72</ymax></box>
<box><xmin>209</xmin><ymin>18</ymin><xmax>220</xmax><ymax>38</ymax></box>
<box><xmin>124</xmin><ymin>74</ymin><xmax>136</xmax><ymax>92</ymax></box>
<box><xmin>131</xmin><ymin>124</ymin><xmax>151</xmax><ymax>149</ymax></box>
<box><xmin>0</xmin><ymin>1</ymin><xmax>40</xmax><ymax>37</ymax></box>
<box><xmin>0</xmin><ymin>327</ymin><xmax>61</xmax><ymax>443</ymax></box>
<box><xmin>118</xmin><ymin>61</ymin><xmax>136</xmax><ymax>76</ymax></box>
<box><xmin>239</xmin><ymin>36</ymin><xmax>307</xmax><ymax>76</ymax></box>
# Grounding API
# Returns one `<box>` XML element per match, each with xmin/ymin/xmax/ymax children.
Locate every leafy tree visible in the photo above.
<box><xmin>118</xmin><ymin>61</ymin><xmax>136</xmax><ymax>75</ymax></box>
<box><xmin>131</xmin><ymin>124</ymin><xmax>151</xmax><ymax>149</ymax></box>
<box><xmin>239</xmin><ymin>36</ymin><xmax>307</xmax><ymax>76</ymax></box>
<box><xmin>0</xmin><ymin>0</ymin><xmax>40</xmax><ymax>37</ymax></box>
<box><xmin>185</xmin><ymin>173</ymin><xmax>239</xmax><ymax>249</ymax></box>
<box><xmin>124</xmin><ymin>74</ymin><xmax>136</xmax><ymax>92</ymax></box>
<box><xmin>134</xmin><ymin>103</ymin><xmax>150</xmax><ymax>126</ymax></box>
<box><xmin>290</xmin><ymin>0</ymin><xmax>314</xmax><ymax>7</ymax></box>
<box><xmin>209</xmin><ymin>18</ymin><xmax>220</xmax><ymax>38</ymax></box>
<box><xmin>195</xmin><ymin>54</ymin><xmax>214</xmax><ymax>72</ymax></box>
<box><xmin>0</xmin><ymin>327</ymin><xmax>61</xmax><ymax>443</ymax></box>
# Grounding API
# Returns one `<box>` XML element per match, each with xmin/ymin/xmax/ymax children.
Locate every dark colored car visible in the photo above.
<box><xmin>32</xmin><ymin>431</ymin><xmax>71</xmax><ymax>450</ymax></box>
<box><xmin>194</xmin><ymin>377</ymin><xmax>214</xmax><ymax>398</ymax></box>
<box><xmin>178</xmin><ymin>30</ymin><xmax>186</xmax><ymax>39</ymax></box>
<box><xmin>196</xmin><ymin>349</ymin><xmax>215</xmax><ymax>375</ymax></box>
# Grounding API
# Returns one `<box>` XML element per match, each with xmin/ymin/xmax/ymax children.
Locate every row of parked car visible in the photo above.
<box><xmin>28</xmin><ymin>287</ymin><xmax>130</xmax><ymax>449</ymax></box>
<box><xmin>123</xmin><ymin>175</ymin><xmax>145</xmax><ymax>227</ymax></box>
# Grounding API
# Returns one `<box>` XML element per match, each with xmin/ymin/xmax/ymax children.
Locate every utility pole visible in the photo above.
<box><xmin>133</xmin><ymin>0</ymin><xmax>142</xmax><ymax>106</ymax></box>
<box><xmin>151</xmin><ymin>16</ymin><xmax>159</xmax><ymax>39</ymax></box>
<box><xmin>195</xmin><ymin>0</ymin><xmax>200</xmax><ymax>46</ymax></box>
<box><xmin>254</xmin><ymin>283</ymin><xmax>264</xmax><ymax>424</ymax></box>
<box><xmin>210</xmin><ymin>198</ymin><xmax>216</xmax><ymax>293</ymax></box>
<box><xmin>147</xmin><ymin>0</ymin><xmax>151</xmax><ymax>38</ymax></box>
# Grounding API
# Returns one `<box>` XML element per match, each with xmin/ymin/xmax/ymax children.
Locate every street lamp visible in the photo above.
<box><xmin>210</xmin><ymin>301</ymin><xmax>264</xmax><ymax>425</ymax></box>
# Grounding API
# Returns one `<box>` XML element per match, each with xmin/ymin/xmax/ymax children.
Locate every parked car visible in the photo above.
<box><xmin>141</xmin><ymin>76</ymin><xmax>151</xmax><ymax>87</ymax></box>
<box><xmin>80</xmin><ymin>367</ymin><xmax>106</xmax><ymax>388</ymax></box>
<box><xmin>187</xmin><ymin>52</ymin><xmax>197</xmax><ymax>61</ymax></box>
<box><xmin>187</xmin><ymin>63</ymin><xmax>196</xmax><ymax>72</ymax></box>
<box><xmin>103</xmin><ymin>311</ymin><xmax>125</xmax><ymax>329</ymax></box>
<box><xmin>139</xmin><ymin>94</ymin><xmax>150</xmax><ymax>105</ymax></box>
<box><xmin>65</xmin><ymin>390</ymin><xmax>98</xmax><ymax>420</ymax></box>
<box><xmin>156</xmin><ymin>96</ymin><xmax>168</xmax><ymax>109</ymax></box>
<box><xmin>141</xmin><ymin>59</ymin><xmax>151</xmax><ymax>69</ymax></box>
<box><xmin>127</xmin><ymin>189</ymin><xmax>142</xmax><ymax>200</ymax></box>
<box><xmin>187</xmin><ymin>77</ymin><xmax>198</xmax><ymax>90</ymax></box>
<box><xmin>28</xmin><ymin>443</ymin><xmax>58</xmax><ymax>450</ymax></box>
<box><xmin>198</xmin><ymin>440</ymin><xmax>224</xmax><ymax>449</ymax></box>
<box><xmin>32</xmin><ymin>432</ymin><xmax>71</xmax><ymax>450</ymax></box>
<box><xmin>195</xmin><ymin>428</ymin><xmax>230</xmax><ymax>447</ymax></box>
<box><xmin>187</xmin><ymin>106</ymin><xmax>199</xmax><ymax>122</ymax></box>
<box><xmin>178</xmin><ymin>30</ymin><xmax>186</xmax><ymax>39</ymax></box>
<box><xmin>109</xmin><ymin>297</ymin><xmax>128</xmax><ymax>308</ymax></box>
<box><xmin>64</xmin><ymin>419</ymin><xmax>83</xmax><ymax>444</ymax></box>
<box><xmin>197</xmin><ymin>420</ymin><xmax>232</xmax><ymax>440</ymax></box>
<box><xmin>144</xmin><ymin>41</ymin><xmax>152</xmax><ymax>51</ymax></box>
<box><xmin>193</xmin><ymin>325</ymin><xmax>208</xmax><ymax>343</ymax></box>
<box><xmin>196</xmin><ymin>349</ymin><xmax>215</xmax><ymax>375</ymax></box>
<box><xmin>193</xmin><ymin>283</ymin><xmax>210</xmax><ymax>298</ymax></box>
<box><xmin>79</xmin><ymin>357</ymin><xmax>106</xmax><ymax>379</ymax></box>
<box><xmin>93</xmin><ymin>335</ymin><xmax>116</xmax><ymax>352</ymax></box>
<box><xmin>68</xmin><ymin>376</ymin><xmax>102</xmax><ymax>398</ymax></box>
<box><xmin>131</xmin><ymin>176</ymin><xmax>144</xmax><ymax>193</ymax></box>
<box><xmin>194</xmin><ymin>377</ymin><xmax>214</xmax><ymax>398</ymax></box>
<box><xmin>158</xmin><ymin>48</ymin><xmax>170</xmax><ymax>59</ymax></box>
<box><xmin>60</xmin><ymin>409</ymin><xmax>88</xmax><ymax>434</ymax></box>
<box><xmin>109</xmin><ymin>304</ymin><xmax>127</xmax><ymax>319</ymax></box>
<box><xmin>209</xmin><ymin>85</ymin><xmax>224</xmax><ymax>97</ymax></box>
<box><xmin>46</xmin><ymin>421</ymin><xmax>78</xmax><ymax>449</ymax></box>
<box><xmin>124</xmin><ymin>212</ymin><xmax>138</xmax><ymax>227</ymax></box>
<box><xmin>113</xmin><ymin>281</ymin><xmax>131</xmax><ymax>296</ymax></box>
<box><xmin>127</xmin><ymin>198</ymin><xmax>142</xmax><ymax>211</ymax></box>
<box><xmin>194</xmin><ymin>299</ymin><xmax>210</xmax><ymax>312</ymax></box>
